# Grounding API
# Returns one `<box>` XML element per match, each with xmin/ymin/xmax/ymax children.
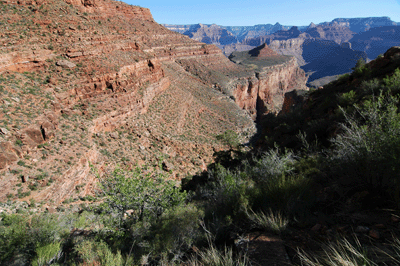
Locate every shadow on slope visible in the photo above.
<box><xmin>302</xmin><ymin>40</ymin><xmax>367</xmax><ymax>82</ymax></box>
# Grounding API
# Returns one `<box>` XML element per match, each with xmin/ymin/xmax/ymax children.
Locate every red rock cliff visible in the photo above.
<box><xmin>228</xmin><ymin>45</ymin><xmax>308</xmax><ymax>120</ymax></box>
<box><xmin>0</xmin><ymin>0</ymin><xmax>306</xmax><ymax>205</ymax></box>
<box><xmin>0</xmin><ymin>0</ymin><xmax>256</xmax><ymax>205</ymax></box>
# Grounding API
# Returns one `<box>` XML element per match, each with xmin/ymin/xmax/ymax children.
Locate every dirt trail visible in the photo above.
<box><xmin>245</xmin><ymin>232</ymin><xmax>293</xmax><ymax>266</ymax></box>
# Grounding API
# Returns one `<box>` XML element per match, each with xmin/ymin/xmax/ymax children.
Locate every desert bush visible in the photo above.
<box><xmin>246</xmin><ymin>208</ymin><xmax>288</xmax><ymax>234</ymax></box>
<box><xmin>150</xmin><ymin>203</ymin><xmax>204</xmax><ymax>261</ymax></box>
<box><xmin>216</xmin><ymin>130</ymin><xmax>240</xmax><ymax>150</ymax></box>
<box><xmin>100</xmin><ymin>167</ymin><xmax>187</xmax><ymax>226</ymax></box>
<box><xmin>383</xmin><ymin>67</ymin><xmax>400</xmax><ymax>92</ymax></box>
<box><xmin>75</xmin><ymin>240</ymin><xmax>127</xmax><ymax>266</ymax></box>
<box><xmin>32</xmin><ymin>242</ymin><xmax>62</xmax><ymax>266</ymax></box>
<box><xmin>353</xmin><ymin>58</ymin><xmax>366</xmax><ymax>71</ymax></box>
<box><xmin>199</xmin><ymin>164</ymin><xmax>253</xmax><ymax>239</ymax></box>
<box><xmin>0</xmin><ymin>213</ymin><xmax>68</xmax><ymax>265</ymax></box>
<box><xmin>98</xmin><ymin>167</ymin><xmax>194</xmax><ymax>262</ymax></box>
<box><xmin>298</xmin><ymin>238</ymin><xmax>372</xmax><ymax>266</ymax></box>
<box><xmin>245</xmin><ymin>149</ymin><xmax>313</xmax><ymax>217</ymax></box>
<box><xmin>189</xmin><ymin>242</ymin><xmax>249</xmax><ymax>266</ymax></box>
<box><xmin>360</xmin><ymin>78</ymin><xmax>381</xmax><ymax>94</ymax></box>
<box><xmin>330</xmin><ymin>92</ymin><xmax>400</xmax><ymax>203</ymax></box>
<box><xmin>353</xmin><ymin>58</ymin><xmax>371</xmax><ymax>78</ymax></box>
<box><xmin>0</xmin><ymin>214</ymin><xmax>30</xmax><ymax>264</ymax></box>
<box><xmin>249</xmin><ymin>148</ymin><xmax>295</xmax><ymax>181</ymax></box>
<box><xmin>198</xmin><ymin>148</ymin><xmax>314</xmax><ymax>238</ymax></box>
<box><xmin>337</xmin><ymin>73</ymin><xmax>350</xmax><ymax>83</ymax></box>
<box><xmin>339</xmin><ymin>90</ymin><xmax>357</xmax><ymax>106</ymax></box>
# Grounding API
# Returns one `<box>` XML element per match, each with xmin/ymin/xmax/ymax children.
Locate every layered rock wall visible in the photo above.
<box><xmin>0</xmin><ymin>0</ymin><xmax>306</xmax><ymax>205</ymax></box>
<box><xmin>230</xmin><ymin>57</ymin><xmax>307</xmax><ymax>120</ymax></box>
<box><xmin>268</xmin><ymin>38</ymin><xmax>306</xmax><ymax>65</ymax></box>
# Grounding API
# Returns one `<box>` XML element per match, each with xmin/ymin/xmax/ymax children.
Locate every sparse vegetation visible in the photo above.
<box><xmin>216</xmin><ymin>129</ymin><xmax>240</xmax><ymax>150</ymax></box>
<box><xmin>1</xmin><ymin>1</ymin><xmax>400</xmax><ymax>265</ymax></box>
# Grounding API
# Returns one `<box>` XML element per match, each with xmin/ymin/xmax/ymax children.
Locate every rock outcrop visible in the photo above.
<box><xmin>228</xmin><ymin>44</ymin><xmax>308</xmax><ymax>119</ymax></box>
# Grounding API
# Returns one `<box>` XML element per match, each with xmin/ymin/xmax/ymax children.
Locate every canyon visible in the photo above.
<box><xmin>165</xmin><ymin>17</ymin><xmax>400</xmax><ymax>85</ymax></box>
<box><xmin>1</xmin><ymin>2</ymin><xmax>400</xmax><ymax>265</ymax></box>
<box><xmin>0</xmin><ymin>0</ymin><xmax>306</xmax><ymax>205</ymax></box>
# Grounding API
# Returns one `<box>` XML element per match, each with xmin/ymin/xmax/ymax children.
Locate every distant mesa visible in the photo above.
<box><xmin>248</xmin><ymin>43</ymin><xmax>278</xmax><ymax>57</ymax></box>
<box><xmin>330</xmin><ymin>16</ymin><xmax>397</xmax><ymax>33</ymax></box>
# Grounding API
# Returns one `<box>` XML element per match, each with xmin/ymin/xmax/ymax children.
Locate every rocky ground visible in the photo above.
<box><xmin>0</xmin><ymin>0</ymin><xmax>306</xmax><ymax>209</ymax></box>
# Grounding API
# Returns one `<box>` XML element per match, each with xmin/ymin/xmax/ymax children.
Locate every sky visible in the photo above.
<box><xmin>123</xmin><ymin>0</ymin><xmax>400</xmax><ymax>26</ymax></box>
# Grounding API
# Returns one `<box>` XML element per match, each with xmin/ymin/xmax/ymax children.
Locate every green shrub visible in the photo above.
<box><xmin>246</xmin><ymin>209</ymin><xmax>288</xmax><ymax>234</ymax></box>
<box><xmin>337</xmin><ymin>73</ymin><xmax>350</xmax><ymax>84</ymax></box>
<box><xmin>383</xmin><ymin>68</ymin><xmax>400</xmax><ymax>92</ymax></box>
<box><xmin>98</xmin><ymin>167</ymin><xmax>190</xmax><ymax>261</ymax></box>
<box><xmin>15</xmin><ymin>139</ymin><xmax>23</xmax><ymax>147</ymax></box>
<box><xmin>250</xmin><ymin>148</ymin><xmax>295</xmax><ymax>181</ymax></box>
<box><xmin>0</xmin><ymin>213</ymin><xmax>67</xmax><ymax>264</ymax></box>
<box><xmin>204</xmin><ymin>164</ymin><xmax>251</xmax><ymax>217</ymax></box>
<box><xmin>100</xmin><ymin>167</ymin><xmax>187</xmax><ymax>225</ymax></box>
<box><xmin>216</xmin><ymin>130</ymin><xmax>240</xmax><ymax>150</ymax></box>
<box><xmin>352</xmin><ymin>58</ymin><xmax>371</xmax><ymax>78</ymax></box>
<box><xmin>330</xmin><ymin>92</ymin><xmax>400</xmax><ymax>203</ymax></box>
<box><xmin>73</xmin><ymin>211</ymin><xmax>97</xmax><ymax>230</ymax></box>
<box><xmin>298</xmin><ymin>238</ymin><xmax>371</xmax><ymax>266</ymax></box>
<box><xmin>360</xmin><ymin>78</ymin><xmax>381</xmax><ymax>94</ymax></box>
<box><xmin>352</xmin><ymin>58</ymin><xmax>366</xmax><ymax>71</ymax></box>
<box><xmin>245</xmin><ymin>148</ymin><xmax>313</xmax><ymax>216</ymax></box>
<box><xmin>198</xmin><ymin>147</ymin><xmax>314</xmax><ymax>238</ymax></box>
<box><xmin>339</xmin><ymin>90</ymin><xmax>357</xmax><ymax>106</ymax></box>
<box><xmin>196</xmin><ymin>164</ymin><xmax>253</xmax><ymax>240</ymax></box>
<box><xmin>189</xmin><ymin>243</ymin><xmax>249</xmax><ymax>266</ymax></box>
<box><xmin>75</xmin><ymin>240</ymin><xmax>126</xmax><ymax>266</ymax></box>
<box><xmin>0</xmin><ymin>214</ymin><xmax>30</xmax><ymax>264</ymax></box>
<box><xmin>17</xmin><ymin>160</ymin><xmax>26</xmax><ymax>167</ymax></box>
<box><xmin>151</xmin><ymin>204</ymin><xmax>204</xmax><ymax>258</ymax></box>
<box><xmin>32</xmin><ymin>242</ymin><xmax>61</xmax><ymax>266</ymax></box>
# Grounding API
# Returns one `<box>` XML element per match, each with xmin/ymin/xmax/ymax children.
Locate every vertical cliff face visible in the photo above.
<box><xmin>231</xmin><ymin>57</ymin><xmax>307</xmax><ymax>119</ymax></box>
<box><xmin>228</xmin><ymin>45</ymin><xmax>308</xmax><ymax>120</ymax></box>
<box><xmin>268</xmin><ymin>38</ymin><xmax>306</xmax><ymax>65</ymax></box>
<box><xmin>255</xmin><ymin>57</ymin><xmax>307</xmax><ymax>115</ymax></box>
<box><xmin>174</xmin><ymin>43</ymin><xmax>308</xmax><ymax>120</ymax></box>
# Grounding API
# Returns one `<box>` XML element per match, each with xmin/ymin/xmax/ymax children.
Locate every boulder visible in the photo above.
<box><xmin>384</xmin><ymin>46</ymin><xmax>400</xmax><ymax>60</ymax></box>
<box><xmin>56</xmin><ymin>60</ymin><xmax>76</xmax><ymax>69</ymax></box>
<box><xmin>0</xmin><ymin>128</ymin><xmax>9</xmax><ymax>135</ymax></box>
